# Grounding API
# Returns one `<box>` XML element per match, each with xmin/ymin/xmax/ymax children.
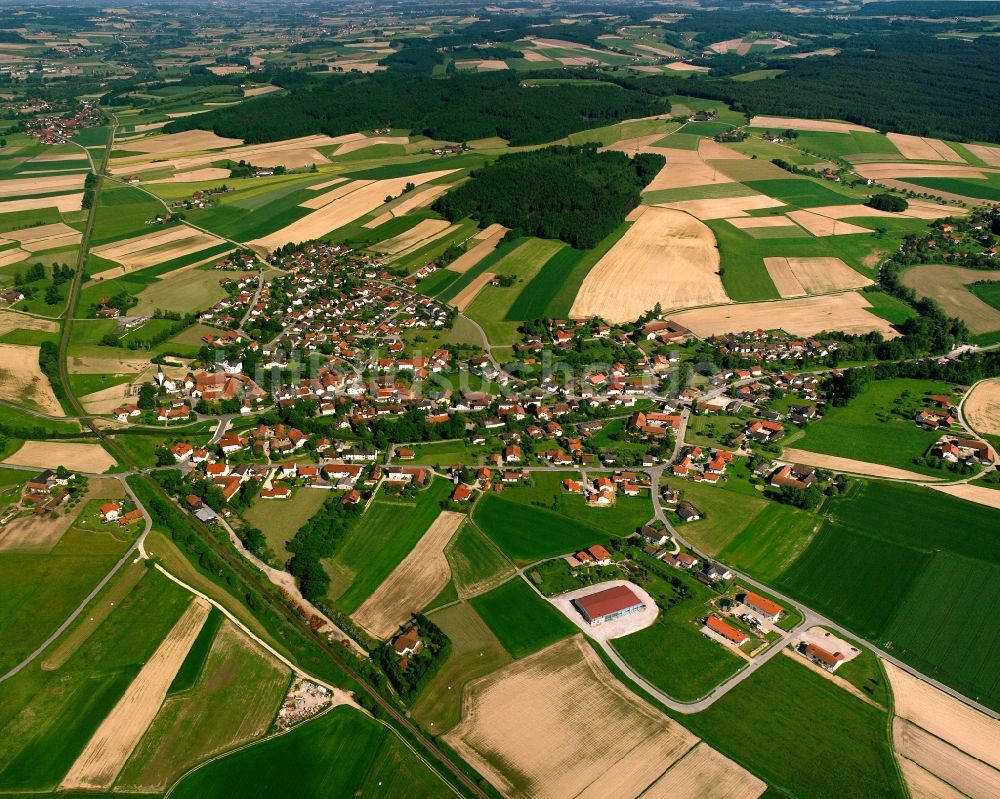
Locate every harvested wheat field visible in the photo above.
<box><xmin>351</xmin><ymin>511</ymin><xmax>464</xmax><ymax>639</ymax></box>
<box><xmin>571</xmin><ymin>207</ymin><xmax>728</xmax><ymax>323</ymax></box>
<box><xmin>145</xmin><ymin>167</ymin><xmax>232</xmax><ymax>184</ymax></box>
<box><xmin>447</xmin><ymin>228</ymin><xmax>507</xmax><ymax>274</ymax></box>
<box><xmin>387</xmin><ymin>183</ymin><xmax>451</xmax><ymax>217</ymax></box>
<box><xmin>749</xmin><ymin>116</ymin><xmax>875</xmax><ymax>134</ymax></box>
<box><xmin>776</xmin><ymin>256</ymin><xmax>871</xmax><ymax>295</ymax></box>
<box><xmin>964</xmin><ymin>143</ymin><xmax>1000</xmax><ymax>168</ymax></box>
<box><xmin>666</xmin><ymin>62</ymin><xmax>710</xmax><ymax>72</ymax></box>
<box><xmin>0</xmin><ymin>173</ymin><xmax>86</xmax><ymax>199</ymax></box>
<box><xmin>804</xmin><ymin>202</ymin><xmax>958</xmax><ymax>222</ymax></box>
<box><xmin>964</xmin><ymin>378</ymin><xmax>1000</xmax><ymax>436</ymax></box>
<box><xmin>883</xmin><ymin>659</ymin><xmax>1000</xmax><ymax>770</ymax></box>
<box><xmin>521</xmin><ymin>50</ymin><xmax>552</xmax><ymax>62</ymax></box>
<box><xmin>625</xmin><ymin>205</ymin><xmax>649</xmax><ymax>222</ymax></box>
<box><xmin>68</xmin><ymin>355</ymin><xmax>150</xmax><ymax>375</ymax></box>
<box><xmin>118</xmin><ymin>130</ymin><xmax>242</xmax><ymax>154</ymax></box>
<box><xmin>780</xmin><ymin>449</ymin><xmax>935</xmax><ymax>481</ymax></box>
<box><xmin>250</xmin><ymin>170</ymin><xmax>457</xmax><ymax>251</ymax></box>
<box><xmin>60</xmin><ymin>599</ymin><xmax>211</xmax><ymax>791</ymax></box>
<box><xmin>299</xmin><ymin>180</ymin><xmax>374</xmax><ymax>210</ymax></box>
<box><xmin>0</xmin><ymin>193</ymin><xmax>83</xmax><ymax>214</ymax></box>
<box><xmin>886</xmin><ymin>133</ymin><xmax>963</xmax><ymax>163</ymax></box>
<box><xmin>335</xmin><ymin>135</ymin><xmax>408</xmax><ymax>155</ymax></box>
<box><xmin>855</xmin><ymin>162</ymin><xmax>988</xmax><ymax>180</ymax></box>
<box><xmin>445</xmin><ymin>636</ymin><xmax>698</xmax><ymax>799</ymax></box>
<box><xmin>931</xmin><ymin>483</ymin><xmax>1000</xmax><ymax>511</ymax></box>
<box><xmin>452</xmin><ymin>272</ymin><xmax>495</xmax><ymax>311</ymax></box>
<box><xmin>81</xmin><ymin>382</ymin><xmax>136</xmax><ymax>414</ymax></box>
<box><xmin>893</xmin><ymin>718</ymin><xmax>1000</xmax><ymax>799</ymax></box>
<box><xmin>727</xmin><ymin>216</ymin><xmax>799</xmax><ymax>230</ymax></box>
<box><xmin>0</xmin><ymin>310</ymin><xmax>57</xmax><ymax>335</ymax></box>
<box><xmin>764</xmin><ymin>258</ymin><xmax>806</xmax><ymax>297</ymax></box>
<box><xmin>658</xmin><ymin>194</ymin><xmax>785</xmax><ymax>221</ymax></box>
<box><xmin>900</xmin><ymin>265</ymin><xmax>1000</xmax><ymax>334</ymax></box>
<box><xmin>641</xmin><ymin>743</ymin><xmax>766</xmax><ymax>799</ymax></box>
<box><xmin>786</xmin><ymin>210</ymin><xmax>871</xmax><ymax>236</ymax></box>
<box><xmin>0</xmin><ymin>343</ymin><xmax>64</xmax><ymax>414</ymax></box>
<box><xmin>698</xmin><ymin>139</ymin><xmax>748</xmax><ymax>161</ymax></box>
<box><xmin>642</xmin><ymin>148</ymin><xmax>735</xmax><ymax>192</ymax></box>
<box><xmin>377</xmin><ymin>219</ymin><xmax>454</xmax><ymax>257</ymax></box>
<box><xmin>5</xmin><ymin>222</ymin><xmax>81</xmax><ymax>251</ymax></box>
<box><xmin>91</xmin><ymin>226</ymin><xmax>225</xmax><ymax>273</ymax></box>
<box><xmin>670</xmin><ymin>292</ymin><xmax>896</xmax><ymax>338</ymax></box>
<box><xmin>897</xmin><ymin>757</ymin><xmax>966</xmax><ymax>799</ymax></box>
<box><xmin>307</xmin><ymin>176</ymin><xmax>350</xmax><ymax>191</ymax></box>
<box><xmin>0</xmin><ymin>248</ymin><xmax>29</xmax><ymax>267</ymax></box>
<box><xmin>5</xmin><ymin>441</ymin><xmax>115</xmax><ymax>473</ymax></box>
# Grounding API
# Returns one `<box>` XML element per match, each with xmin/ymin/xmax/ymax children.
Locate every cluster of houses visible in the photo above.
<box><xmin>25</xmin><ymin>100</ymin><xmax>102</xmax><ymax>144</ymax></box>
<box><xmin>167</xmin><ymin>185</ymin><xmax>232</xmax><ymax>210</ymax></box>
<box><xmin>672</xmin><ymin>446</ymin><xmax>734</xmax><ymax>485</ymax></box>
<box><xmin>561</xmin><ymin>471</ymin><xmax>645</xmax><ymax>505</ymax></box>
<box><xmin>19</xmin><ymin>469</ymin><xmax>77</xmax><ymax>515</ymax></box>
<box><xmin>706</xmin><ymin>330</ymin><xmax>839</xmax><ymax>364</ymax></box>
<box><xmin>899</xmin><ymin>209</ymin><xmax>999</xmax><ymax>265</ymax></box>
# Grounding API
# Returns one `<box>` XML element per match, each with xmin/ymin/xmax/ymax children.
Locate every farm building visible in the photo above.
<box><xmin>706</xmin><ymin>615</ymin><xmax>749</xmax><ymax>647</ymax></box>
<box><xmin>802</xmin><ymin>642</ymin><xmax>845</xmax><ymax>672</ymax></box>
<box><xmin>573</xmin><ymin>585</ymin><xmax>645</xmax><ymax>626</ymax></box>
<box><xmin>742</xmin><ymin>592</ymin><xmax>785</xmax><ymax>622</ymax></box>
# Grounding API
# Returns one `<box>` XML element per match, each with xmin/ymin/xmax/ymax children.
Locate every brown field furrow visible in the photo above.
<box><xmin>298</xmin><ymin>180</ymin><xmax>373</xmax><ymax>210</ymax></box>
<box><xmin>786</xmin><ymin>210</ymin><xmax>871</xmax><ymax>237</ymax></box>
<box><xmin>60</xmin><ymin>599</ymin><xmax>211</xmax><ymax>791</ymax></box>
<box><xmin>447</xmin><ymin>229</ymin><xmax>507</xmax><ymax>274</ymax></box>
<box><xmin>387</xmin><ymin>183</ymin><xmax>450</xmax><ymax>217</ymax></box>
<box><xmin>897</xmin><ymin>757</ymin><xmax>967</xmax><ymax>799</ymax></box>
<box><xmin>640</xmin><ymin>742</ymin><xmax>766</xmax><ymax>799</ymax></box>
<box><xmin>887</xmin><ymin>133</ymin><xmax>964</xmax><ymax>163</ymax></box>
<box><xmin>380</xmin><ymin>219</ymin><xmax>455</xmax><ymax>257</ymax></box>
<box><xmin>0</xmin><ymin>248</ymin><xmax>30</xmax><ymax>267</ymax></box>
<box><xmin>92</xmin><ymin>226</ymin><xmax>196</xmax><ymax>260</ymax></box>
<box><xmin>658</xmin><ymin>194</ymin><xmax>784</xmax><ymax>221</ymax></box>
<box><xmin>665</xmin><ymin>62</ymin><xmax>710</xmax><ymax>72</ymax></box>
<box><xmin>119</xmin><ymin>130</ymin><xmax>243</xmax><ymax>154</ymax></box>
<box><xmin>0</xmin><ymin>311</ymin><xmax>58</xmax><ymax>335</ymax></box>
<box><xmin>363</xmin><ymin>212</ymin><xmax>392</xmax><ymax>229</ymax></box>
<box><xmin>964</xmin><ymin>378</ymin><xmax>1000</xmax><ymax>436</ymax></box>
<box><xmin>893</xmin><ymin>719</ymin><xmax>1000</xmax><ymax>799</ymax></box>
<box><xmin>351</xmin><ymin>510</ymin><xmax>464</xmax><ymax>639</ymax></box>
<box><xmin>804</xmin><ymin>202</ymin><xmax>958</xmax><ymax>222</ymax></box>
<box><xmin>474</xmin><ymin>223</ymin><xmax>507</xmax><ymax>241</ymax></box>
<box><xmin>68</xmin><ymin>356</ymin><xmax>150</xmax><ymax>375</ymax></box>
<box><xmin>0</xmin><ymin>343</ymin><xmax>65</xmax><ymax>415</ymax></box>
<box><xmin>0</xmin><ymin>193</ymin><xmax>84</xmax><ymax>214</ymax></box>
<box><xmin>4</xmin><ymin>440</ymin><xmax>115</xmax><ymax>473</ymax></box>
<box><xmin>0</xmin><ymin>174</ymin><xmax>86</xmax><ymax>199</ymax></box>
<box><xmin>964</xmin><ymin>144</ymin><xmax>1000</xmax><ymax>168</ymax></box>
<box><xmin>698</xmin><ymin>139</ymin><xmax>749</xmax><ymax>161</ymax></box>
<box><xmin>521</xmin><ymin>50</ymin><xmax>551</xmax><ymax>62</ymax></box>
<box><xmin>570</xmin><ymin>207</ymin><xmax>728</xmax><ymax>323</ymax></box>
<box><xmin>727</xmin><ymin>215</ymin><xmax>799</xmax><ymax>229</ymax></box>
<box><xmin>780</xmin><ymin>448</ymin><xmax>935</xmax><ymax>480</ymax></box>
<box><xmin>145</xmin><ymin>167</ymin><xmax>232</xmax><ymax>184</ymax></box>
<box><xmin>670</xmin><ymin>293</ymin><xmax>896</xmax><ymax>338</ymax></box>
<box><xmin>749</xmin><ymin>116</ymin><xmax>875</xmax><ymax>133</ymax></box>
<box><xmin>444</xmin><ymin>636</ymin><xmax>698</xmax><ymax>799</ymax></box>
<box><xmin>764</xmin><ymin>257</ymin><xmax>806</xmax><ymax>298</ymax></box>
<box><xmin>335</xmin><ymin>136</ymin><xmax>409</xmax><ymax>155</ymax></box>
<box><xmin>641</xmin><ymin>147</ymin><xmax>735</xmax><ymax>192</ymax></box>
<box><xmin>250</xmin><ymin>170</ymin><xmax>458</xmax><ymax>251</ymax></box>
<box><xmin>855</xmin><ymin>163</ymin><xmax>988</xmax><ymax>180</ymax></box>
<box><xmin>930</xmin><ymin>483</ymin><xmax>1000</xmax><ymax>511</ymax></box>
<box><xmin>306</xmin><ymin>176</ymin><xmax>349</xmax><ymax>191</ymax></box>
<box><xmin>6</xmin><ymin>222</ymin><xmax>79</xmax><ymax>246</ymax></box>
<box><xmin>900</xmin><ymin>265</ymin><xmax>1000</xmax><ymax>335</ymax></box>
<box><xmin>784</xmin><ymin>256</ymin><xmax>872</xmax><ymax>294</ymax></box>
<box><xmin>451</xmin><ymin>271</ymin><xmax>495</xmax><ymax>311</ymax></box>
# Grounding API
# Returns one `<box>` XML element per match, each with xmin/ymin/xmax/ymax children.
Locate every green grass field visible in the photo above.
<box><xmin>969</xmin><ymin>281</ymin><xmax>1000</xmax><ymax>312</ymax></box>
<box><xmin>904</xmin><ymin>173</ymin><xmax>1000</xmax><ymax>201</ymax></box>
<box><xmin>0</xmin><ymin>570</ymin><xmax>192</xmax><ymax>791</ymax></box>
<box><xmin>168</xmin><ymin>705</ymin><xmax>453</xmax><ymax>798</ymax></box>
<box><xmin>444</xmin><ymin>521</ymin><xmax>516</xmax><ymax>598</ymax></box>
<box><xmin>327</xmin><ymin>478</ymin><xmax>452</xmax><ymax>612</ymax></box>
<box><xmin>89</xmin><ymin>185</ymin><xmax>168</xmax><ymax>245</ymax></box>
<box><xmin>167</xmin><ymin>608</ymin><xmax>223</xmax><ymax>695</ymax></box>
<box><xmin>744</xmin><ymin>177</ymin><xmax>860</xmax><ymax>207</ymax></box>
<box><xmin>131</xmin><ymin>268</ymin><xmax>231</xmax><ymax>316</ymax></box>
<box><xmin>718</xmin><ymin>501</ymin><xmax>820</xmax><ymax>583</ymax></box>
<box><xmin>242</xmin><ymin>487</ymin><xmax>330</xmax><ymax>561</ymax></box>
<box><xmin>406</xmin><ymin>439</ymin><xmax>483</xmax><ymax>467</ymax></box>
<box><xmin>667</xmin><ymin>478</ymin><xmax>768</xmax><ymax>554</ymax></box>
<box><xmin>683</xmin><ymin>655</ymin><xmax>904</xmax><ymax>799</ymax></box>
<box><xmin>412</xmin><ymin>601</ymin><xmax>513</xmax><ymax>730</ymax></box>
<box><xmin>470</xmin><ymin>578</ymin><xmax>575</xmax><ymax>659</ymax></box>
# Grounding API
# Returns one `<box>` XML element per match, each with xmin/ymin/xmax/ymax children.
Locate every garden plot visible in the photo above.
<box><xmin>749</xmin><ymin>116</ymin><xmax>876</xmax><ymax>134</ymax></box>
<box><xmin>0</xmin><ymin>193</ymin><xmax>84</xmax><ymax>213</ymax></box>
<box><xmin>900</xmin><ymin>265</ymin><xmax>1000</xmax><ymax>334</ymax></box>
<box><xmin>0</xmin><ymin>343</ymin><xmax>64</xmax><ymax>415</ymax></box>
<box><xmin>669</xmin><ymin>292</ymin><xmax>896</xmax><ymax>338</ymax></box>
<box><xmin>3</xmin><ymin>222</ymin><xmax>81</xmax><ymax>252</ymax></box>
<box><xmin>640</xmin><ymin>743</ymin><xmax>766</xmax><ymax>799</ymax></box>
<box><xmin>351</xmin><ymin>510</ymin><xmax>464</xmax><ymax>639</ymax></box>
<box><xmin>571</xmin><ymin>207</ymin><xmax>728</xmax><ymax>322</ymax></box>
<box><xmin>60</xmin><ymin>598</ymin><xmax>211</xmax><ymax>791</ymax></box>
<box><xmin>886</xmin><ymin>133</ymin><xmax>964</xmax><ymax>163</ymax></box>
<box><xmin>249</xmin><ymin>170</ymin><xmax>458</xmax><ymax>252</ymax></box>
<box><xmin>444</xmin><ymin>635</ymin><xmax>698</xmax><ymax>799</ymax></box>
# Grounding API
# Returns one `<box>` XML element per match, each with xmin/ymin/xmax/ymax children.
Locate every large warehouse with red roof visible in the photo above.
<box><xmin>573</xmin><ymin>584</ymin><xmax>645</xmax><ymax>625</ymax></box>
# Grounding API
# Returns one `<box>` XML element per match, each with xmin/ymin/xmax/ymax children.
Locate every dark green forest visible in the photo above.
<box><xmin>163</xmin><ymin>71</ymin><xmax>667</xmax><ymax>146</ymax></box>
<box><xmin>432</xmin><ymin>145</ymin><xmax>664</xmax><ymax>249</ymax></box>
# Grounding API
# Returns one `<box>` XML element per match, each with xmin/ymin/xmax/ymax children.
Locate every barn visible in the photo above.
<box><xmin>573</xmin><ymin>585</ymin><xmax>645</xmax><ymax>626</ymax></box>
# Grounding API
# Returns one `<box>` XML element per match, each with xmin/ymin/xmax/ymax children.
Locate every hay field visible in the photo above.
<box><xmin>250</xmin><ymin>170</ymin><xmax>457</xmax><ymax>251</ymax></box>
<box><xmin>767</xmin><ymin>256</ymin><xmax>872</xmax><ymax>295</ymax></box>
<box><xmin>447</xmin><ymin>227</ymin><xmax>507</xmax><ymax>274</ymax></box>
<box><xmin>964</xmin><ymin>144</ymin><xmax>1000</xmax><ymax>167</ymax></box>
<box><xmin>640</xmin><ymin>743</ymin><xmax>766</xmax><ymax>799</ymax></box>
<box><xmin>669</xmin><ymin>292</ymin><xmax>896</xmax><ymax>338</ymax></box>
<box><xmin>900</xmin><ymin>265</ymin><xmax>1000</xmax><ymax>334</ymax></box>
<box><xmin>658</xmin><ymin>194</ymin><xmax>784</xmax><ymax>220</ymax></box>
<box><xmin>709</xmin><ymin>158</ymin><xmax>795</xmax><ymax>182</ymax></box>
<box><xmin>351</xmin><ymin>510</ymin><xmax>464</xmax><ymax>638</ymax></box>
<box><xmin>570</xmin><ymin>207</ymin><xmax>727</xmax><ymax>322</ymax></box>
<box><xmin>91</xmin><ymin>226</ymin><xmax>224</xmax><ymax>273</ymax></box>
<box><xmin>764</xmin><ymin>258</ymin><xmax>806</xmax><ymax>297</ymax></box>
<box><xmin>451</xmin><ymin>271</ymin><xmax>495</xmax><ymax>311</ymax></box>
<box><xmin>964</xmin><ymin>378</ymin><xmax>1000</xmax><ymax>436</ymax></box>
<box><xmin>0</xmin><ymin>342</ymin><xmax>64</xmax><ymax>414</ymax></box>
<box><xmin>0</xmin><ymin>193</ymin><xmax>83</xmax><ymax>213</ymax></box>
<box><xmin>886</xmin><ymin>134</ymin><xmax>963</xmax><ymax>163</ymax></box>
<box><xmin>883</xmin><ymin>659</ymin><xmax>1000</xmax><ymax>770</ymax></box>
<box><xmin>60</xmin><ymin>599</ymin><xmax>211</xmax><ymax>791</ymax></box>
<box><xmin>4</xmin><ymin>222</ymin><xmax>81</xmax><ymax>251</ymax></box>
<box><xmin>4</xmin><ymin>440</ymin><xmax>116</xmax><ymax>473</ymax></box>
<box><xmin>779</xmin><ymin>449</ymin><xmax>933</xmax><ymax>481</ymax></box>
<box><xmin>749</xmin><ymin>116</ymin><xmax>875</xmax><ymax>134</ymax></box>
<box><xmin>378</xmin><ymin>219</ymin><xmax>454</xmax><ymax>257</ymax></box>
<box><xmin>786</xmin><ymin>210</ymin><xmax>871</xmax><ymax>236</ymax></box>
<box><xmin>893</xmin><ymin>719</ymin><xmax>1000</xmax><ymax>799</ymax></box>
<box><xmin>0</xmin><ymin>173</ymin><xmax>85</xmax><ymax>199</ymax></box>
<box><xmin>444</xmin><ymin>636</ymin><xmax>698</xmax><ymax>799</ymax></box>
<box><xmin>335</xmin><ymin>135</ymin><xmax>409</xmax><ymax>155</ymax></box>
<box><xmin>855</xmin><ymin>162</ymin><xmax>988</xmax><ymax>180</ymax></box>
<box><xmin>0</xmin><ymin>310</ymin><xmax>57</xmax><ymax>335</ymax></box>
<box><xmin>118</xmin><ymin>130</ymin><xmax>242</xmax><ymax>154</ymax></box>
